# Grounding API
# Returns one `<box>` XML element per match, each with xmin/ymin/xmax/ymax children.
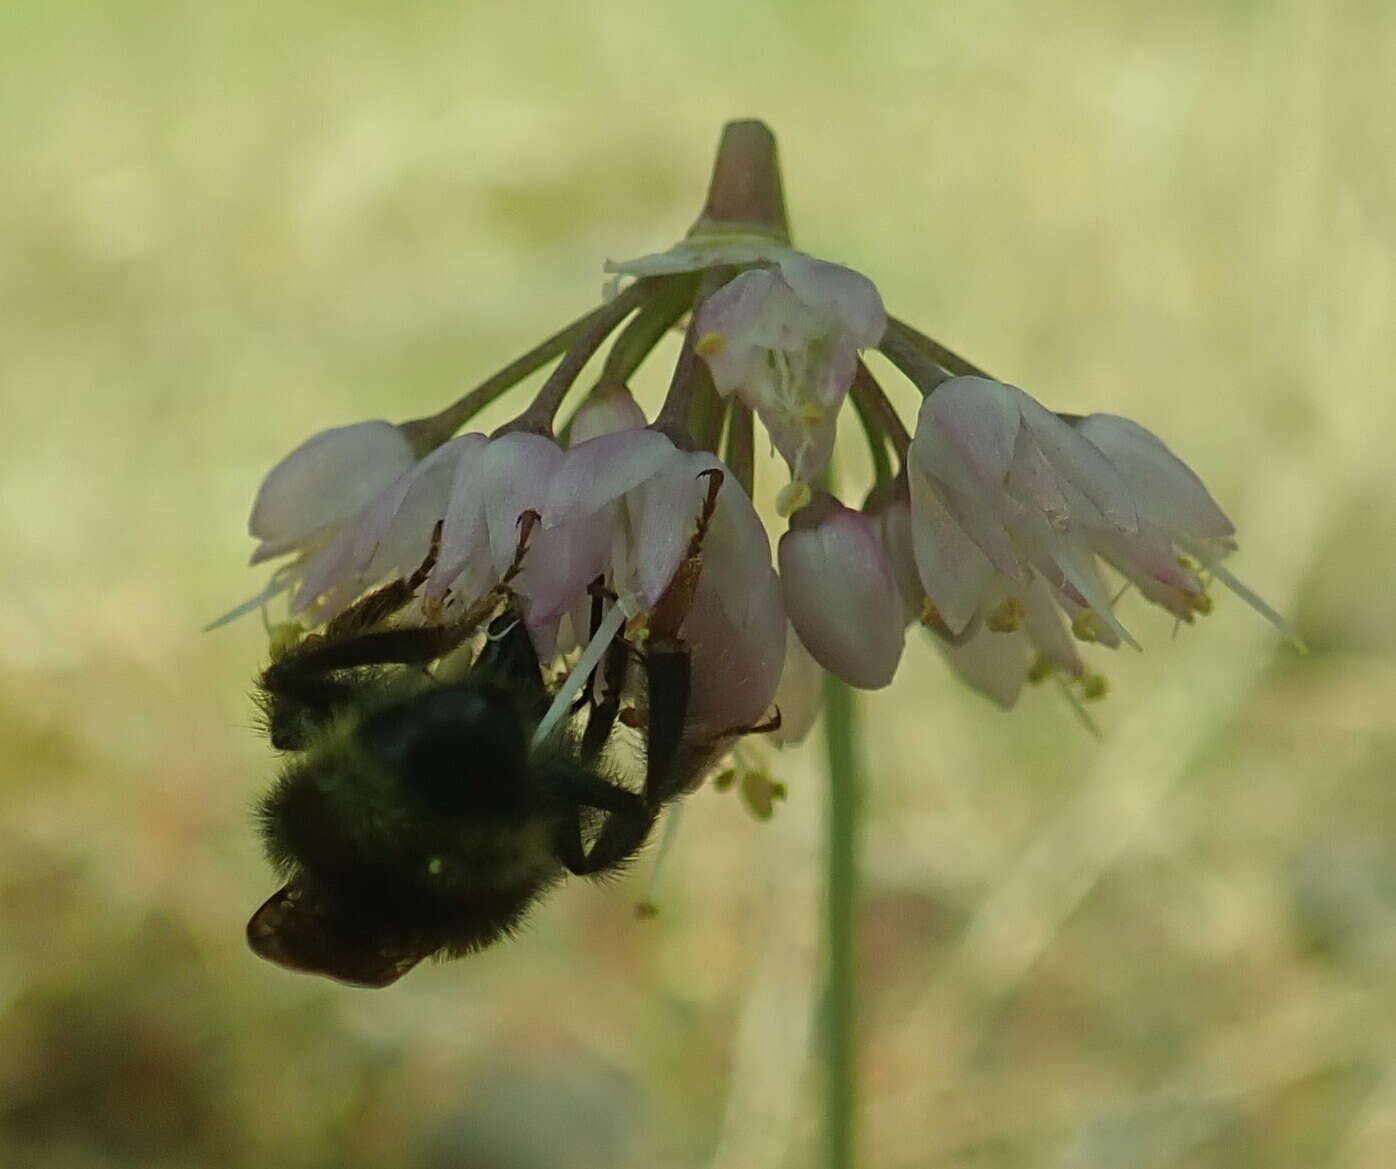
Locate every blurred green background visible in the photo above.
<box><xmin>2</xmin><ymin>2</ymin><xmax>1393</xmax><ymax>1166</ymax></box>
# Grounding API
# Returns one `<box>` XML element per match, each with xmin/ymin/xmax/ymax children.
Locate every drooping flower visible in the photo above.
<box><xmin>290</xmin><ymin>433</ymin><xmax>484</xmax><ymax>622</ymax></box>
<box><xmin>1072</xmin><ymin>413</ymin><xmax>1295</xmax><ymax>639</ymax></box>
<box><xmin>544</xmin><ymin>429</ymin><xmax>786</xmax><ymax>734</ymax></box>
<box><xmin>906</xmin><ymin>376</ymin><xmax>1143</xmax><ymax>648</ymax></box>
<box><xmin>778</xmin><ymin>492</ymin><xmax>904</xmax><ymax>689</ymax></box>
<box><xmin>248</xmin><ymin>420</ymin><xmax>417</xmax><ymax>566</ymax></box>
<box><xmin>609</xmin><ymin>241</ymin><xmax>885</xmax><ymax>504</ymax></box>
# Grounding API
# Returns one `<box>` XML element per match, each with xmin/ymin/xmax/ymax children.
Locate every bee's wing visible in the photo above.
<box><xmin>247</xmin><ymin>884</ymin><xmax>427</xmax><ymax>988</ymax></box>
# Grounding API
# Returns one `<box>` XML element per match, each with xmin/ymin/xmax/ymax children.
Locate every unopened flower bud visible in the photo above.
<box><xmin>778</xmin><ymin>492</ymin><xmax>904</xmax><ymax>690</ymax></box>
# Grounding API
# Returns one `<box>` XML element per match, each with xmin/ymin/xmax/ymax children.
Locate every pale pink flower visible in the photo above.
<box><xmin>420</xmin><ymin>432</ymin><xmax>609</xmax><ymax>656</ymax></box>
<box><xmin>1074</xmin><ymin>413</ymin><xmax>1295</xmax><ymax>638</ymax></box>
<box><xmin>778</xmin><ymin>493</ymin><xmax>904</xmax><ymax>689</ymax></box>
<box><xmin>693</xmin><ymin>253</ymin><xmax>885</xmax><ymax>492</ymax></box>
<box><xmin>769</xmin><ymin>623</ymin><xmax>824</xmax><ymax>745</ymax></box>
<box><xmin>290</xmin><ymin>433</ymin><xmax>483</xmax><ymax>621</ymax></box>
<box><xmin>906</xmin><ymin>376</ymin><xmax>1141</xmax><ymax>646</ymax></box>
<box><xmin>545</xmin><ymin>429</ymin><xmax>786</xmax><ymax>733</ymax></box>
<box><xmin>247</xmin><ymin>420</ymin><xmax>416</xmax><ymax>565</ymax></box>
<box><xmin>871</xmin><ymin>487</ymin><xmax>1083</xmax><ymax>707</ymax></box>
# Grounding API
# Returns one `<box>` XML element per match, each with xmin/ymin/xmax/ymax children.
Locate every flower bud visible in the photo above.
<box><xmin>568</xmin><ymin>381</ymin><xmax>648</xmax><ymax>445</ymax></box>
<box><xmin>778</xmin><ymin>493</ymin><xmax>904</xmax><ymax>690</ymax></box>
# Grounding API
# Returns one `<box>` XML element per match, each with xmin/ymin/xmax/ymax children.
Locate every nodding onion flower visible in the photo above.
<box><xmin>220</xmin><ymin>118</ymin><xmax>1295</xmax><ymax>746</ymax></box>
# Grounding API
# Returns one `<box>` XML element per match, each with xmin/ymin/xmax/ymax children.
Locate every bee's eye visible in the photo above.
<box><xmin>360</xmin><ymin>685</ymin><xmax>528</xmax><ymax>817</ymax></box>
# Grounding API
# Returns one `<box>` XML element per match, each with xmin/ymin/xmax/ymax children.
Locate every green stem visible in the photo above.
<box><xmin>495</xmin><ymin>279</ymin><xmax>654</xmax><ymax>438</ymax></box>
<box><xmin>848</xmin><ymin>371</ymin><xmax>893</xmax><ymax>486</ymax></box>
<box><xmin>822</xmin><ymin>673</ymin><xmax>860</xmax><ymax>1169</ymax></box>
<box><xmin>723</xmin><ymin>399</ymin><xmax>755</xmax><ymax>497</ymax></box>
<box><xmin>603</xmin><ymin>273</ymin><xmax>700</xmax><ymax>384</ymax></box>
<box><xmin>397</xmin><ymin>301</ymin><xmax>622</xmax><ymax>455</ymax></box>
<box><xmin>880</xmin><ymin>316</ymin><xmax>991</xmax><ymax>389</ymax></box>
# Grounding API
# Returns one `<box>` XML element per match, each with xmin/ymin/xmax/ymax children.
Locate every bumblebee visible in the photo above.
<box><xmin>247</xmin><ymin>522</ymin><xmax>703</xmax><ymax>988</ymax></box>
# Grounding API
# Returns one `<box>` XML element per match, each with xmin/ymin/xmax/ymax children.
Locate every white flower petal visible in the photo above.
<box><xmin>249</xmin><ymin>420</ymin><xmax>416</xmax><ymax>553</ymax></box>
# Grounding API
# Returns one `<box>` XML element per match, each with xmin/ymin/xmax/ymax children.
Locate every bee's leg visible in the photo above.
<box><xmin>580</xmin><ymin>586</ymin><xmax>631</xmax><ymax>763</ymax></box>
<box><xmin>266</xmin><ymin>513</ymin><xmax>540</xmax><ymax>681</ymax></box>
<box><xmin>474</xmin><ymin>606</ymin><xmax>549</xmax><ymax>715</ymax></box>
<box><xmin>320</xmin><ymin>521</ymin><xmax>444</xmax><ymax>640</ymax></box>
<box><xmin>638</xmin><ymin>468</ymin><xmax>723</xmax><ymax>807</ymax></box>
<box><xmin>550</xmin><ymin>769</ymin><xmax>655</xmax><ymax>876</ymax></box>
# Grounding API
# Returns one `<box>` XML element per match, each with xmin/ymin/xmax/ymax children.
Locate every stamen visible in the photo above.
<box><xmin>1080</xmin><ymin>673</ymin><xmax>1108</xmax><ymax>701</ymax></box>
<box><xmin>776</xmin><ymin>480</ymin><xmax>811</xmax><ymax>516</ymax></box>
<box><xmin>985</xmin><ymin>596</ymin><xmax>1025</xmax><ymax>633</ymax></box>
<box><xmin>531</xmin><ymin>601</ymin><xmax>629</xmax><ymax>748</ymax></box>
<box><xmin>1071</xmin><ymin>609</ymin><xmax>1101</xmax><ymax>643</ymax></box>
<box><xmin>1026</xmin><ymin>654</ymin><xmax>1053</xmax><ymax>684</ymax></box>
<box><xmin>695</xmin><ymin>332</ymin><xmax>726</xmax><ymax>358</ymax></box>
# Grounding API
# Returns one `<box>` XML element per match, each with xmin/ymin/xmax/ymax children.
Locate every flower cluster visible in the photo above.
<box><xmin>222</xmin><ymin>120</ymin><xmax>1292</xmax><ymax>769</ymax></box>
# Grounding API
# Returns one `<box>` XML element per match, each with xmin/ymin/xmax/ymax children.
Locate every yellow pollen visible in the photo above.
<box><xmin>426</xmin><ymin>857</ymin><xmax>444</xmax><ymax>876</ymax></box>
<box><xmin>268</xmin><ymin>622</ymin><xmax>305</xmax><ymax>660</ymax></box>
<box><xmin>919</xmin><ymin>597</ymin><xmax>944</xmax><ymax>629</ymax></box>
<box><xmin>695</xmin><ymin>332</ymin><xmax>726</xmax><ymax>358</ymax></box>
<box><xmin>711</xmin><ymin>768</ymin><xmax>738</xmax><ymax>792</ymax></box>
<box><xmin>740</xmin><ymin>771</ymin><xmax>788</xmax><ymax>822</ymax></box>
<box><xmin>1071</xmin><ymin>610</ymin><xmax>1101</xmax><ymax>644</ymax></box>
<box><xmin>985</xmin><ymin>596</ymin><xmax>1025</xmax><ymax>633</ymax></box>
<box><xmin>1026</xmin><ymin>654</ymin><xmax>1053</xmax><ymax>684</ymax></box>
<box><xmin>1191</xmin><ymin>591</ymin><xmax>1214</xmax><ymax>616</ymax></box>
<box><xmin>1176</xmin><ymin>553</ymin><xmax>1201</xmax><ymax>573</ymax></box>
<box><xmin>799</xmin><ymin>401</ymin><xmax>825</xmax><ymax>425</ymax></box>
<box><xmin>1081</xmin><ymin>673</ymin><xmax>1108</xmax><ymax>701</ymax></box>
<box><xmin>776</xmin><ymin>480</ymin><xmax>812</xmax><ymax>516</ymax></box>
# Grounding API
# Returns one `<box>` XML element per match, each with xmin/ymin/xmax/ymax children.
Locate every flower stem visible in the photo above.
<box><xmin>880</xmin><ymin>316</ymin><xmax>992</xmax><ymax>392</ymax></box>
<box><xmin>822</xmin><ymin>672</ymin><xmax>860</xmax><ymax>1169</ymax></box>
<box><xmin>723</xmin><ymin>400</ymin><xmax>755</xmax><ymax>497</ymax></box>
<box><xmin>398</xmin><ymin>300</ymin><xmax>627</xmax><ymax>454</ymax></box>
<box><xmin>495</xmin><ymin>278</ymin><xmax>655</xmax><ymax>438</ymax></box>
<box><xmin>652</xmin><ymin>267</ymin><xmax>731</xmax><ymax>448</ymax></box>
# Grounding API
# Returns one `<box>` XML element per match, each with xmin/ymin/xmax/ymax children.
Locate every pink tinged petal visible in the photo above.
<box><xmin>1076</xmin><ymin>414</ymin><xmax>1235</xmax><ymax>540</ymax></box>
<box><xmin>425</xmin><ymin>434</ymin><xmax>493</xmax><ymax>604</ymax></box>
<box><xmin>1014</xmin><ymin>394</ymin><xmax>1138</xmax><ymax>534</ymax></box>
<box><xmin>567</xmin><ymin>386</ymin><xmax>648</xmax><ymax>445</ymax></box>
<box><xmin>687</xmin><ymin>452</ymin><xmax>777</xmax><ymax>633</ymax></box>
<box><xmin>693</xmin><ymin>269</ymin><xmax>787</xmax><ymax>394</ymax></box>
<box><xmin>627</xmin><ymin>455</ymin><xmax>708</xmax><ymax>609</ymax></box>
<box><xmin>778</xmin><ymin>497</ymin><xmax>904</xmax><ymax>689</ymax></box>
<box><xmin>478</xmin><ymin>434</ymin><xmax>563</xmax><ymax>573</ymax></box>
<box><xmin>872</xmin><ymin>494</ymin><xmax>925</xmax><ymax>626</ymax></box>
<box><xmin>770</xmin><ymin>623</ymin><xmax>824</xmax><ymax>745</ymax></box>
<box><xmin>683</xmin><ymin>562</ymin><xmax>787</xmax><ymax>735</ymax></box>
<box><xmin>1041</xmin><ymin>529</ymin><xmax>1141</xmax><ymax>650</ymax></box>
<box><xmin>544</xmin><ymin>429</ymin><xmax>678</xmax><ymax>530</ymax></box>
<box><xmin>933</xmin><ymin>626</ymin><xmax>1029</xmax><ymax>709</ymax></box>
<box><xmin>476</xmin><ymin>433</ymin><xmax>608</xmax><ymax>625</ymax></box>
<box><xmin>248</xmin><ymin>420</ymin><xmax>416</xmax><ymax>560</ymax></box>
<box><xmin>776</xmin><ymin>252</ymin><xmax>887</xmax><ymax>347</ymax></box>
<box><xmin>1019</xmin><ymin>574</ymin><xmax>1083</xmax><ymax>675</ymax></box>
<box><xmin>913</xmin><ymin>377</ymin><xmax>1022</xmax><ymax>494</ymax></box>
<box><xmin>906</xmin><ymin>460</ymin><xmax>995</xmax><ymax>635</ymax></box>
<box><xmin>358</xmin><ymin>437</ymin><xmax>474</xmax><ymax>580</ymax></box>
